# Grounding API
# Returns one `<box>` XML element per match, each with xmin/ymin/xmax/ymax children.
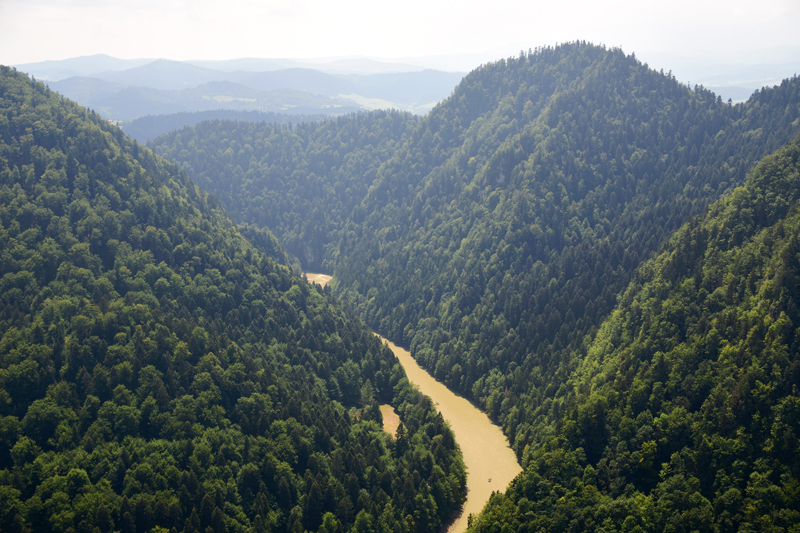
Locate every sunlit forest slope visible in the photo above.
<box><xmin>471</xmin><ymin>129</ymin><xmax>800</xmax><ymax>533</ymax></box>
<box><xmin>0</xmin><ymin>66</ymin><xmax>465</xmax><ymax>533</ymax></box>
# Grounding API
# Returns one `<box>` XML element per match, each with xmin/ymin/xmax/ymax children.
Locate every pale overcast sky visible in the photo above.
<box><xmin>1</xmin><ymin>0</ymin><xmax>798</xmax><ymax>67</ymax></box>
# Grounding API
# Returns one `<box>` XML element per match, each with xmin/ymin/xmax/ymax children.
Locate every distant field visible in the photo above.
<box><xmin>304</xmin><ymin>272</ymin><xmax>332</xmax><ymax>287</ymax></box>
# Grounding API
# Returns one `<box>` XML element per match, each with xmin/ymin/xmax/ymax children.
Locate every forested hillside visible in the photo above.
<box><xmin>471</xmin><ymin>130</ymin><xmax>800</xmax><ymax>533</ymax></box>
<box><xmin>139</xmin><ymin>42</ymin><xmax>800</xmax><ymax>531</ymax></box>
<box><xmin>0</xmin><ymin>66</ymin><xmax>465</xmax><ymax>533</ymax></box>
<box><xmin>150</xmin><ymin>112</ymin><xmax>417</xmax><ymax>271</ymax></box>
<box><xmin>156</xmin><ymin>42</ymin><xmax>800</xmax><ymax>459</ymax></box>
<box><xmin>123</xmin><ymin>110</ymin><xmax>331</xmax><ymax>144</ymax></box>
<box><xmin>329</xmin><ymin>43</ymin><xmax>800</xmax><ymax>458</ymax></box>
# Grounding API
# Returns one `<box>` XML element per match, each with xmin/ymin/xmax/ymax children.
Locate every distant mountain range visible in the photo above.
<box><xmin>13</xmin><ymin>48</ymin><xmax>799</xmax><ymax>134</ymax></box>
<box><xmin>13</xmin><ymin>55</ymin><xmax>466</xmax><ymax>123</ymax></box>
<box><xmin>13</xmin><ymin>53</ymin><xmax>439</xmax><ymax>79</ymax></box>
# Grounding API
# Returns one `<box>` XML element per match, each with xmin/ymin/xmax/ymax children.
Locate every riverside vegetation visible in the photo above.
<box><xmin>2</xmin><ymin>39</ymin><xmax>800</xmax><ymax>532</ymax></box>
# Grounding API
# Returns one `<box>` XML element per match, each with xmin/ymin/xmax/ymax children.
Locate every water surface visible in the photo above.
<box><xmin>378</xmin><ymin>336</ymin><xmax>521</xmax><ymax>533</ymax></box>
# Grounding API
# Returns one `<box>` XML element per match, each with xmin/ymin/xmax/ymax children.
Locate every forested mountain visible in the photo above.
<box><xmin>124</xmin><ymin>110</ymin><xmax>332</xmax><ymax>144</ymax></box>
<box><xmin>150</xmin><ymin>111</ymin><xmax>418</xmax><ymax>271</ymax></box>
<box><xmin>153</xmin><ymin>42</ymin><xmax>800</xmax><ymax>468</ymax></box>
<box><xmin>0</xmin><ymin>66</ymin><xmax>465</xmax><ymax>533</ymax></box>
<box><xmin>330</xmin><ymin>43</ymin><xmax>800</xmax><ymax>459</ymax></box>
<box><xmin>471</xmin><ymin>129</ymin><xmax>800</xmax><ymax>533</ymax></box>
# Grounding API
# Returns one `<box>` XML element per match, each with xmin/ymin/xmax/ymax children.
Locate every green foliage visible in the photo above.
<box><xmin>469</xmin><ymin>132</ymin><xmax>800</xmax><ymax>531</ymax></box>
<box><xmin>329</xmin><ymin>42</ymin><xmax>800</xmax><ymax>462</ymax></box>
<box><xmin>149</xmin><ymin>111</ymin><xmax>417</xmax><ymax>271</ymax></box>
<box><xmin>147</xmin><ymin>43</ymin><xmax>800</xmax><ymax>531</ymax></box>
<box><xmin>0</xmin><ymin>66</ymin><xmax>464</xmax><ymax>533</ymax></box>
<box><xmin>153</xmin><ymin>46</ymin><xmax>800</xmax><ymax>473</ymax></box>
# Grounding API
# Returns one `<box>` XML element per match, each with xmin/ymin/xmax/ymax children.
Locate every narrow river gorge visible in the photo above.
<box><xmin>306</xmin><ymin>274</ymin><xmax>522</xmax><ymax>533</ymax></box>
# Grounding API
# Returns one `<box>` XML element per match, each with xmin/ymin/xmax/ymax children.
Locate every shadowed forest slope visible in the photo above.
<box><xmin>150</xmin><ymin>111</ymin><xmax>418</xmax><ymax>271</ymax></box>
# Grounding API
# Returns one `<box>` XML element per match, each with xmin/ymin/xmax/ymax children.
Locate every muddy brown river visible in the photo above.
<box><xmin>305</xmin><ymin>274</ymin><xmax>522</xmax><ymax>533</ymax></box>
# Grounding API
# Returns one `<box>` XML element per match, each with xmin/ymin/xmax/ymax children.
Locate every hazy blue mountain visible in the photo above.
<box><xmin>228</xmin><ymin>69</ymin><xmax>465</xmax><ymax>106</ymax></box>
<box><xmin>16</xmin><ymin>56</ymin><xmax>467</xmax><ymax>122</ymax></box>
<box><xmin>47</xmin><ymin>76</ymin><xmax>126</xmax><ymax>103</ymax></box>
<box><xmin>81</xmin><ymin>81</ymin><xmax>359</xmax><ymax>121</ymax></box>
<box><xmin>13</xmin><ymin>53</ymin><xmax>154</xmax><ymax>80</ymax></box>
<box><xmin>186</xmin><ymin>57</ymin><xmax>430</xmax><ymax>74</ymax></box>
<box><xmin>91</xmin><ymin>58</ymin><xmax>230</xmax><ymax>90</ymax></box>
<box><xmin>338</xmin><ymin>70</ymin><xmax>465</xmax><ymax>103</ymax></box>
<box><xmin>305</xmin><ymin>57</ymin><xmax>433</xmax><ymax>74</ymax></box>
<box><xmin>638</xmin><ymin>48</ymin><xmax>800</xmax><ymax>102</ymax></box>
<box><xmin>705</xmin><ymin>85</ymin><xmax>763</xmax><ymax>101</ymax></box>
<box><xmin>186</xmin><ymin>57</ymin><xmax>294</xmax><ymax>72</ymax></box>
<box><xmin>233</xmin><ymin>68</ymin><xmax>359</xmax><ymax>96</ymax></box>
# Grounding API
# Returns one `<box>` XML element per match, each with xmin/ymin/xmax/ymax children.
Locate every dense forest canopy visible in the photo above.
<box><xmin>470</xmin><ymin>129</ymin><xmax>800</xmax><ymax>533</ymax></box>
<box><xmin>150</xmin><ymin>111</ymin><xmax>417</xmax><ymax>271</ymax></box>
<box><xmin>153</xmin><ymin>42</ymin><xmax>800</xmax><ymax>458</ymax></box>
<box><xmin>147</xmin><ymin>42</ymin><xmax>800</xmax><ymax>532</ymax></box>
<box><xmin>0</xmin><ymin>66</ymin><xmax>465</xmax><ymax>533</ymax></box>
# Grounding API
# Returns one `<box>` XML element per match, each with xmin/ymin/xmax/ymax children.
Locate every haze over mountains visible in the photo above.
<box><xmin>14</xmin><ymin>54</ymin><xmax>466</xmax><ymax>128</ymax></box>
<box><xmin>15</xmin><ymin>47</ymin><xmax>800</xmax><ymax>145</ymax></box>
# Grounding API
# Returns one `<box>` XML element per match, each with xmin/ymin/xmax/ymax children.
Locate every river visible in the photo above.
<box><xmin>305</xmin><ymin>274</ymin><xmax>522</xmax><ymax>533</ymax></box>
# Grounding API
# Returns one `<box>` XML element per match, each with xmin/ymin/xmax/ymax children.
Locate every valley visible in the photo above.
<box><xmin>2</xmin><ymin>40</ymin><xmax>800</xmax><ymax>533</ymax></box>
<box><xmin>305</xmin><ymin>274</ymin><xmax>521</xmax><ymax>533</ymax></box>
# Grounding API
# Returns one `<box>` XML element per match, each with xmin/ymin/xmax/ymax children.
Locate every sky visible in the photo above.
<box><xmin>1</xmin><ymin>0</ymin><xmax>799</xmax><ymax>68</ymax></box>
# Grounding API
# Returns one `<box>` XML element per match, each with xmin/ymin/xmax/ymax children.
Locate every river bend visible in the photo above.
<box><xmin>305</xmin><ymin>274</ymin><xmax>522</xmax><ymax>533</ymax></box>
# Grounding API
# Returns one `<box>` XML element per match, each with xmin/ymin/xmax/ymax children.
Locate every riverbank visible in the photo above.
<box><xmin>378</xmin><ymin>336</ymin><xmax>521</xmax><ymax>533</ymax></box>
<box><xmin>304</xmin><ymin>272</ymin><xmax>332</xmax><ymax>287</ymax></box>
<box><xmin>304</xmin><ymin>273</ymin><xmax>522</xmax><ymax>533</ymax></box>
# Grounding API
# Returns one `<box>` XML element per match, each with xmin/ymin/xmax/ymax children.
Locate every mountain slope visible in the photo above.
<box><xmin>0</xmin><ymin>66</ymin><xmax>464</xmax><ymax>533</ymax></box>
<box><xmin>123</xmin><ymin>110</ymin><xmax>332</xmax><ymax>144</ymax></box>
<box><xmin>329</xmin><ymin>43</ymin><xmax>800</xmax><ymax>459</ymax></box>
<box><xmin>149</xmin><ymin>111</ymin><xmax>418</xmax><ymax>271</ymax></box>
<box><xmin>471</xmin><ymin>131</ymin><xmax>800</xmax><ymax>533</ymax></box>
